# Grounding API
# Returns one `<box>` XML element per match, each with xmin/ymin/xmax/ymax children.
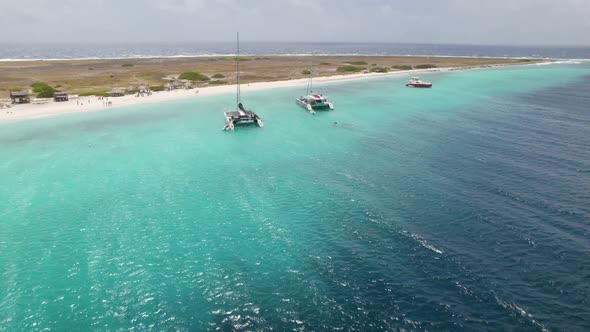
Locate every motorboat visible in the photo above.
<box><xmin>406</xmin><ymin>77</ymin><xmax>432</xmax><ymax>88</ymax></box>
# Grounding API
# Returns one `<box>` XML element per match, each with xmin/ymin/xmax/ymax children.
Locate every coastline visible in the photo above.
<box><xmin>0</xmin><ymin>62</ymin><xmax>543</xmax><ymax>123</ymax></box>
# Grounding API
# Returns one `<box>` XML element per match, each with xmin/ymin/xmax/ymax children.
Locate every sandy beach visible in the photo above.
<box><xmin>0</xmin><ymin>61</ymin><xmax>542</xmax><ymax>123</ymax></box>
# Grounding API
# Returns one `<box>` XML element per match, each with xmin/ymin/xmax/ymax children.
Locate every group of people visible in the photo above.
<box><xmin>98</xmin><ymin>96</ymin><xmax>113</xmax><ymax>107</ymax></box>
<box><xmin>76</xmin><ymin>96</ymin><xmax>113</xmax><ymax>107</ymax></box>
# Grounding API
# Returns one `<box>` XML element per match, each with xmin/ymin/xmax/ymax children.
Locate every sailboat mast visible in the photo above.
<box><xmin>236</xmin><ymin>32</ymin><xmax>240</xmax><ymax>110</ymax></box>
<box><xmin>310</xmin><ymin>61</ymin><xmax>313</xmax><ymax>93</ymax></box>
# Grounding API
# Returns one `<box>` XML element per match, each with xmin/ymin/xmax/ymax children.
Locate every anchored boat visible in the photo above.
<box><xmin>223</xmin><ymin>103</ymin><xmax>263</xmax><ymax>131</ymax></box>
<box><xmin>406</xmin><ymin>77</ymin><xmax>433</xmax><ymax>88</ymax></box>
<box><xmin>223</xmin><ymin>32</ymin><xmax>263</xmax><ymax>131</ymax></box>
<box><xmin>295</xmin><ymin>68</ymin><xmax>334</xmax><ymax>114</ymax></box>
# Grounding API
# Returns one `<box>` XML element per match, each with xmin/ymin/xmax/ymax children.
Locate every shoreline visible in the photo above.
<box><xmin>0</xmin><ymin>62</ymin><xmax>547</xmax><ymax>123</ymax></box>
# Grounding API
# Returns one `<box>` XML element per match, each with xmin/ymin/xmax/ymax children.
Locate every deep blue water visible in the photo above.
<box><xmin>1</xmin><ymin>64</ymin><xmax>589</xmax><ymax>331</ymax></box>
<box><xmin>0</xmin><ymin>42</ymin><xmax>589</xmax><ymax>60</ymax></box>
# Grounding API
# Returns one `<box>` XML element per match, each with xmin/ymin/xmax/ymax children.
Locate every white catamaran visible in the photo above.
<box><xmin>295</xmin><ymin>67</ymin><xmax>334</xmax><ymax>114</ymax></box>
<box><xmin>223</xmin><ymin>32</ymin><xmax>263</xmax><ymax>131</ymax></box>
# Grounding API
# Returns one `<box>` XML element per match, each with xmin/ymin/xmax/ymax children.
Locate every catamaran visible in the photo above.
<box><xmin>295</xmin><ymin>67</ymin><xmax>334</xmax><ymax>114</ymax></box>
<box><xmin>223</xmin><ymin>32</ymin><xmax>263</xmax><ymax>131</ymax></box>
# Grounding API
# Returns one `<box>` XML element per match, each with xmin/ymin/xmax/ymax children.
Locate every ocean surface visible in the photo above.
<box><xmin>1</xmin><ymin>63</ymin><xmax>590</xmax><ymax>331</ymax></box>
<box><xmin>1</xmin><ymin>42</ymin><xmax>590</xmax><ymax>60</ymax></box>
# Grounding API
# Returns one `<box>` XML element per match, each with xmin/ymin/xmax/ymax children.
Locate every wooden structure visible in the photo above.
<box><xmin>110</xmin><ymin>88</ymin><xmax>125</xmax><ymax>97</ymax></box>
<box><xmin>135</xmin><ymin>86</ymin><xmax>152</xmax><ymax>97</ymax></box>
<box><xmin>53</xmin><ymin>92</ymin><xmax>69</xmax><ymax>102</ymax></box>
<box><xmin>10</xmin><ymin>91</ymin><xmax>30</xmax><ymax>104</ymax></box>
<box><xmin>172</xmin><ymin>80</ymin><xmax>183</xmax><ymax>89</ymax></box>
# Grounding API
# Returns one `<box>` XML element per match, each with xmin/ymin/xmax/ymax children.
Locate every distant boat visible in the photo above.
<box><xmin>223</xmin><ymin>32</ymin><xmax>263</xmax><ymax>131</ymax></box>
<box><xmin>406</xmin><ymin>77</ymin><xmax>433</xmax><ymax>88</ymax></box>
<box><xmin>295</xmin><ymin>67</ymin><xmax>334</xmax><ymax>114</ymax></box>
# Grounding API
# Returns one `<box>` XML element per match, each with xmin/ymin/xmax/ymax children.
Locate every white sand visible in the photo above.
<box><xmin>0</xmin><ymin>65</ymin><xmax>498</xmax><ymax>123</ymax></box>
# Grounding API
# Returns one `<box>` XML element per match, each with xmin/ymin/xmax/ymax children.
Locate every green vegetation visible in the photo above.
<box><xmin>54</xmin><ymin>84</ymin><xmax>62</xmax><ymax>88</ymax></box>
<box><xmin>178</xmin><ymin>71</ymin><xmax>210</xmax><ymax>81</ymax></box>
<box><xmin>121</xmin><ymin>63</ymin><xmax>134</xmax><ymax>67</ymax></box>
<box><xmin>79</xmin><ymin>90</ymin><xmax>110</xmax><ymax>97</ymax></box>
<box><xmin>370</xmin><ymin>67</ymin><xmax>389</xmax><ymax>73</ymax></box>
<box><xmin>212</xmin><ymin>73</ymin><xmax>225</xmax><ymax>79</ymax></box>
<box><xmin>301</xmin><ymin>69</ymin><xmax>311</xmax><ymax>75</ymax></box>
<box><xmin>31</xmin><ymin>82</ymin><xmax>56</xmax><ymax>98</ymax></box>
<box><xmin>347</xmin><ymin>61</ymin><xmax>368</xmax><ymax>65</ymax></box>
<box><xmin>208</xmin><ymin>80</ymin><xmax>228</xmax><ymax>85</ymax></box>
<box><xmin>319</xmin><ymin>62</ymin><xmax>331</xmax><ymax>65</ymax></box>
<box><xmin>150</xmin><ymin>85</ymin><xmax>165</xmax><ymax>92</ymax></box>
<box><xmin>337</xmin><ymin>65</ymin><xmax>365</xmax><ymax>73</ymax></box>
<box><xmin>371</xmin><ymin>64</ymin><xmax>377</xmax><ymax>66</ymax></box>
<box><xmin>414</xmin><ymin>64</ymin><xmax>437</xmax><ymax>69</ymax></box>
<box><xmin>233</xmin><ymin>57</ymin><xmax>251</xmax><ymax>62</ymax></box>
<box><xmin>391</xmin><ymin>65</ymin><xmax>413</xmax><ymax>70</ymax></box>
<box><xmin>518</xmin><ymin>59</ymin><xmax>532</xmax><ymax>62</ymax></box>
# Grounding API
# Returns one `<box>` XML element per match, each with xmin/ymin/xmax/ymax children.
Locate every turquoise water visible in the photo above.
<box><xmin>1</xmin><ymin>63</ymin><xmax>590</xmax><ymax>331</ymax></box>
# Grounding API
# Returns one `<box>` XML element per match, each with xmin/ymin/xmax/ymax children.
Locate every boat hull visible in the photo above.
<box><xmin>223</xmin><ymin>111</ymin><xmax>263</xmax><ymax>130</ymax></box>
<box><xmin>295</xmin><ymin>98</ymin><xmax>334</xmax><ymax>114</ymax></box>
<box><xmin>406</xmin><ymin>83</ymin><xmax>432</xmax><ymax>88</ymax></box>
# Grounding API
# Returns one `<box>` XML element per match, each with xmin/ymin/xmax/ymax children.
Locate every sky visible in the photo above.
<box><xmin>1</xmin><ymin>0</ymin><xmax>589</xmax><ymax>46</ymax></box>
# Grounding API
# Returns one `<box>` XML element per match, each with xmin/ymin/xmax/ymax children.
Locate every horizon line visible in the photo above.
<box><xmin>0</xmin><ymin>41</ymin><xmax>589</xmax><ymax>48</ymax></box>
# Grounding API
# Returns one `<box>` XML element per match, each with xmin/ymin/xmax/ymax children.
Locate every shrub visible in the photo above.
<box><xmin>150</xmin><ymin>85</ymin><xmax>165</xmax><ymax>92</ymax></box>
<box><xmin>370</xmin><ymin>67</ymin><xmax>389</xmax><ymax>73</ymax></box>
<box><xmin>212</xmin><ymin>73</ymin><xmax>225</xmax><ymax>79</ymax></box>
<box><xmin>302</xmin><ymin>69</ymin><xmax>311</xmax><ymax>75</ymax></box>
<box><xmin>209</xmin><ymin>80</ymin><xmax>228</xmax><ymax>85</ymax></box>
<box><xmin>391</xmin><ymin>65</ymin><xmax>413</xmax><ymax>70</ymax></box>
<box><xmin>319</xmin><ymin>62</ymin><xmax>331</xmax><ymax>65</ymax></box>
<box><xmin>414</xmin><ymin>64</ymin><xmax>437</xmax><ymax>69</ymax></box>
<box><xmin>31</xmin><ymin>82</ymin><xmax>56</xmax><ymax>98</ymax></box>
<box><xmin>79</xmin><ymin>90</ymin><xmax>110</xmax><ymax>97</ymax></box>
<box><xmin>178</xmin><ymin>71</ymin><xmax>210</xmax><ymax>81</ymax></box>
<box><xmin>121</xmin><ymin>63</ymin><xmax>134</xmax><ymax>67</ymax></box>
<box><xmin>55</xmin><ymin>84</ymin><xmax>62</xmax><ymax>88</ymax></box>
<box><xmin>347</xmin><ymin>61</ymin><xmax>368</xmax><ymax>65</ymax></box>
<box><xmin>337</xmin><ymin>65</ymin><xmax>365</xmax><ymax>72</ymax></box>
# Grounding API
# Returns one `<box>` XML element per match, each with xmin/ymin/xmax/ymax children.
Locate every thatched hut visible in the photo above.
<box><xmin>10</xmin><ymin>91</ymin><xmax>30</xmax><ymax>104</ymax></box>
<box><xmin>110</xmin><ymin>88</ymin><xmax>125</xmax><ymax>97</ymax></box>
<box><xmin>172</xmin><ymin>80</ymin><xmax>184</xmax><ymax>89</ymax></box>
<box><xmin>53</xmin><ymin>92</ymin><xmax>69</xmax><ymax>102</ymax></box>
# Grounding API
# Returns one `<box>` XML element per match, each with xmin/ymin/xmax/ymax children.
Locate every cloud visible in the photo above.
<box><xmin>0</xmin><ymin>0</ymin><xmax>588</xmax><ymax>45</ymax></box>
